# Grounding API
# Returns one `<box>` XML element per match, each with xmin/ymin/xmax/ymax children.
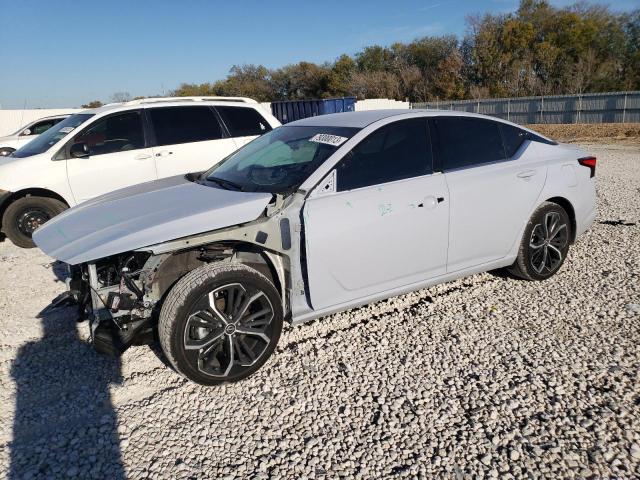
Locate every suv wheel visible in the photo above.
<box><xmin>2</xmin><ymin>196</ymin><xmax>67</xmax><ymax>248</ymax></box>
<box><xmin>159</xmin><ymin>262</ymin><xmax>283</xmax><ymax>385</ymax></box>
<box><xmin>509</xmin><ymin>201</ymin><xmax>571</xmax><ymax>281</ymax></box>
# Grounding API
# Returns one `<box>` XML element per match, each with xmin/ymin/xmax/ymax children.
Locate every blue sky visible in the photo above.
<box><xmin>0</xmin><ymin>0</ymin><xmax>636</xmax><ymax>108</ymax></box>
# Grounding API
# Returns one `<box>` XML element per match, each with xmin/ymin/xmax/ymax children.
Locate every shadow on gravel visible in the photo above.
<box><xmin>9</xmin><ymin>299</ymin><xmax>125</xmax><ymax>478</ymax></box>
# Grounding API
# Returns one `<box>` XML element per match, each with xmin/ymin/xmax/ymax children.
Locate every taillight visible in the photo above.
<box><xmin>578</xmin><ymin>156</ymin><xmax>596</xmax><ymax>178</ymax></box>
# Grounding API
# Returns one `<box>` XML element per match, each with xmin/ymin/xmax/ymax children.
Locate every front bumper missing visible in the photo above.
<box><xmin>84</xmin><ymin>263</ymin><xmax>155</xmax><ymax>355</ymax></box>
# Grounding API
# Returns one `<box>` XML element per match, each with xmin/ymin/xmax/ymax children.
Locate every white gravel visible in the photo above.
<box><xmin>1</xmin><ymin>144</ymin><xmax>639</xmax><ymax>479</ymax></box>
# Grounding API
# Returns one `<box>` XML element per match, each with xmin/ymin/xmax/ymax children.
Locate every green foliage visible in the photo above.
<box><xmin>81</xmin><ymin>100</ymin><xmax>103</xmax><ymax>108</ymax></box>
<box><xmin>170</xmin><ymin>1</ymin><xmax>638</xmax><ymax>102</ymax></box>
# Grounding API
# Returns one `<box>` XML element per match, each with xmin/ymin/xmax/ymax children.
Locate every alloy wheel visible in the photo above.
<box><xmin>183</xmin><ymin>283</ymin><xmax>275</xmax><ymax>378</ymax></box>
<box><xmin>529</xmin><ymin>211</ymin><xmax>569</xmax><ymax>274</ymax></box>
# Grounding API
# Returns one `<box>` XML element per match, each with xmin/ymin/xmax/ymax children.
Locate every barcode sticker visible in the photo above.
<box><xmin>309</xmin><ymin>134</ymin><xmax>348</xmax><ymax>146</ymax></box>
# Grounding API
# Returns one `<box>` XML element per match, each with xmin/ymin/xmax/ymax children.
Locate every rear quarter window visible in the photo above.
<box><xmin>216</xmin><ymin>106</ymin><xmax>272</xmax><ymax>137</ymax></box>
<box><xmin>500</xmin><ymin>123</ymin><xmax>527</xmax><ymax>158</ymax></box>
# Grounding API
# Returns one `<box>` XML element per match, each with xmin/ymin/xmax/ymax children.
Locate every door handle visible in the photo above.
<box><xmin>517</xmin><ymin>169</ymin><xmax>536</xmax><ymax>179</ymax></box>
<box><xmin>134</xmin><ymin>153</ymin><xmax>152</xmax><ymax>160</ymax></box>
<box><xmin>155</xmin><ymin>151</ymin><xmax>173</xmax><ymax>158</ymax></box>
<box><xmin>418</xmin><ymin>196</ymin><xmax>443</xmax><ymax>209</ymax></box>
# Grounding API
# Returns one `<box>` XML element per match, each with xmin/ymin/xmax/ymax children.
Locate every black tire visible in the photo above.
<box><xmin>508</xmin><ymin>201</ymin><xmax>572</xmax><ymax>281</ymax></box>
<box><xmin>159</xmin><ymin>262</ymin><xmax>283</xmax><ymax>386</ymax></box>
<box><xmin>0</xmin><ymin>147</ymin><xmax>16</xmax><ymax>157</ymax></box>
<box><xmin>2</xmin><ymin>196</ymin><xmax>67</xmax><ymax>248</ymax></box>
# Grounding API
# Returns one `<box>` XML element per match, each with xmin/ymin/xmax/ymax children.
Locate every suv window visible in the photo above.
<box><xmin>149</xmin><ymin>106</ymin><xmax>223</xmax><ymax>146</ymax></box>
<box><xmin>74</xmin><ymin>111</ymin><xmax>145</xmax><ymax>156</ymax></box>
<box><xmin>434</xmin><ymin>117</ymin><xmax>505</xmax><ymax>170</ymax></box>
<box><xmin>336</xmin><ymin>118</ymin><xmax>432</xmax><ymax>191</ymax></box>
<box><xmin>216</xmin><ymin>106</ymin><xmax>272</xmax><ymax>137</ymax></box>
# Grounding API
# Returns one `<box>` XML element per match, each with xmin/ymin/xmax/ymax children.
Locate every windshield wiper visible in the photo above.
<box><xmin>207</xmin><ymin>176</ymin><xmax>244</xmax><ymax>191</ymax></box>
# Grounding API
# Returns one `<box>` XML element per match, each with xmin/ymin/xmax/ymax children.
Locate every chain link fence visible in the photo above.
<box><xmin>412</xmin><ymin>91</ymin><xmax>640</xmax><ymax>124</ymax></box>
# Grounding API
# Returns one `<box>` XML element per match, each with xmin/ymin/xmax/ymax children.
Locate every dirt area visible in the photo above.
<box><xmin>526</xmin><ymin>123</ymin><xmax>640</xmax><ymax>145</ymax></box>
<box><xmin>0</xmin><ymin>144</ymin><xmax>639</xmax><ymax>478</ymax></box>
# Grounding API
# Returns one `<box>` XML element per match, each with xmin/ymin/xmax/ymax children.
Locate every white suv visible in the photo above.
<box><xmin>0</xmin><ymin>97</ymin><xmax>280</xmax><ymax>247</ymax></box>
<box><xmin>0</xmin><ymin>115</ymin><xmax>69</xmax><ymax>156</ymax></box>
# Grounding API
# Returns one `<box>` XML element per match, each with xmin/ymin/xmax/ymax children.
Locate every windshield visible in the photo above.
<box><xmin>204</xmin><ymin>126</ymin><xmax>359</xmax><ymax>193</ymax></box>
<box><xmin>11</xmin><ymin>113</ymin><xmax>94</xmax><ymax>158</ymax></box>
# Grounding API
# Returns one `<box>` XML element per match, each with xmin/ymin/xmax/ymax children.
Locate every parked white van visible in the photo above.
<box><xmin>0</xmin><ymin>97</ymin><xmax>280</xmax><ymax>247</ymax></box>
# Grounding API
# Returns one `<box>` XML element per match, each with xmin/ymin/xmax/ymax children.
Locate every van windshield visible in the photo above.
<box><xmin>11</xmin><ymin>113</ymin><xmax>94</xmax><ymax>158</ymax></box>
<box><xmin>204</xmin><ymin>126</ymin><xmax>359</xmax><ymax>193</ymax></box>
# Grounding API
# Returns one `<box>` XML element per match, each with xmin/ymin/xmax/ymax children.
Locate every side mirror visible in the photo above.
<box><xmin>70</xmin><ymin>142</ymin><xmax>90</xmax><ymax>158</ymax></box>
<box><xmin>21</xmin><ymin>128</ymin><xmax>31</xmax><ymax>136</ymax></box>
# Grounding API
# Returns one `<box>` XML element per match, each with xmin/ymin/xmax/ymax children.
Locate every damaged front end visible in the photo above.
<box><xmin>71</xmin><ymin>252</ymin><xmax>155</xmax><ymax>355</ymax></box>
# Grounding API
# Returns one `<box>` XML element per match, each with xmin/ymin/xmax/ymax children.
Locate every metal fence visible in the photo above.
<box><xmin>411</xmin><ymin>91</ymin><xmax>640</xmax><ymax>124</ymax></box>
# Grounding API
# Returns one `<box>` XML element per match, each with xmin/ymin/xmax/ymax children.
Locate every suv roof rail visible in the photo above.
<box><xmin>122</xmin><ymin>96</ymin><xmax>258</xmax><ymax>106</ymax></box>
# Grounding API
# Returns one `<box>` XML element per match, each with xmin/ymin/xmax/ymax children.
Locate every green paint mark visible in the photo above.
<box><xmin>378</xmin><ymin>203</ymin><xmax>393</xmax><ymax>216</ymax></box>
<box><xmin>346</xmin><ymin>201</ymin><xmax>353</xmax><ymax>208</ymax></box>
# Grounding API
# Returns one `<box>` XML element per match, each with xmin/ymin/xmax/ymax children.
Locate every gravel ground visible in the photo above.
<box><xmin>0</xmin><ymin>144</ymin><xmax>639</xmax><ymax>479</ymax></box>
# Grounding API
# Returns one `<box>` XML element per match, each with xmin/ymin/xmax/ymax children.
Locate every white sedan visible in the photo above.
<box><xmin>34</xmin><ymin>109</ymin><xmax>597</xmax><ymax>385</ymax></box>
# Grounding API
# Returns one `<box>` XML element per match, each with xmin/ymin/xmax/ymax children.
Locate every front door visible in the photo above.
<box><xmin>303</xmin><ymin>118</ymin><xmax>450</xmax><ymax>311</ymax></box>
<box><xmin>67</xmin><ymin>110</ymin><xmax>156</xmax><ymax>203</ymax></box>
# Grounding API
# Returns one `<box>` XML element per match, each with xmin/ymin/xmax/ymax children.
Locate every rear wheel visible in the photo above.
<box><xmin>509</xmin><ymin>201</ymin><xmax>571</xmax><ymax>281</ymax></box>
<box><xmin>159</xmin><ymin>262</ymin><xmax>283</xmax><ymax>385</ymax></box>
<box><xmin>2</xmin><ymin>196</ymin><xmax>67</xmax><ymax>248</ymax></box>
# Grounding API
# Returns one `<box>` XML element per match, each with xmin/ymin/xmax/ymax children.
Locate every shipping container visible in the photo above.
<box><xmin>271</xmin><ymin>97</ymin><xmax>356</xmax><ymax>124</ymax></box>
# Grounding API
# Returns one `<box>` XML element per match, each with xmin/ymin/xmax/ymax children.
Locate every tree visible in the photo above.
<box><xmin>327</xmin><ymin>55</ymin><xmax>357</xmax><ymax>97</ymax></box>
<box><xmin>218</xmin><ymin>65</ymin><xmax>275</xmax><ymax>101</ymax></box>
<box><xmin>163</xmin><ymin>0</ymin><xmax>637</xmax><ymax>103</ymax></box>
<box><xmin>81</xmin><ymin>100</ymin><xmax>103</xmax><ymax>108</ymax></box>
<box><xmin>110</xmin><ymin>92</ymin><xmax>131</xmax><ymax>103</ymax></box>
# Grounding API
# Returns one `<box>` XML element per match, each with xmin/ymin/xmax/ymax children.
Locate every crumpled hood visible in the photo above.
<box><xmin>33</xmin><ymin>175</ymin><xmax>272</xmax><ymax>265</ymax></box>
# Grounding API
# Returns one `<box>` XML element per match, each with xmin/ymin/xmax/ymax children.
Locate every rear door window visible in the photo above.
<box><xmin>434</xmin><ymin>117</ymin><xmax>506</xmax><ymax>171</ymax></box>
<box><xmin>216</xmin><ymin>106</ymin><xmax>272</xmax><ymax>137</ymax></box>
<box><xmin>149</xmin><ymin>106</ymin><xmax>223</xmax><ymax>146</ymax></box>
<box><xmin>336</xmin><ymin>118</ymin><xmax>432</xmax><ymax>191</ymax></box>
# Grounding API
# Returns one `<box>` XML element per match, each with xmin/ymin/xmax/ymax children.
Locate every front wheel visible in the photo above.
<box><xmin>0</xmin><ymin>147</ymin><xmax>16</xmax><ymax>157</ymax></box>
<box><xmin>2</xmin><ymin>196</ymin><xmax>68</xmax><ymax>248</ymax></box>
<box><xmin>159</xmin><ymin>262</ymin><xmax>283</xmax><ymax>385</ymax></box>
<box><xmin>508</xmin><ymin>201</ymin><xmax>572</xmax><ymax>281</ymax></box>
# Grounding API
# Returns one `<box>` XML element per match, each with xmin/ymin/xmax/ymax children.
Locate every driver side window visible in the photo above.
<box><xmin>74</xmin><ymin>111</ymin><xmax>145</xmax><ymax>157</ymax></box>
<box><xmin>336</xmin><ymin>118</ymin><xmax>432</xmax><ymax>191</ymax></box>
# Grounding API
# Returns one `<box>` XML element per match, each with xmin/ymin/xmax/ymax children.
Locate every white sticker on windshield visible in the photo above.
<box><xmin>59</xmin><ymin>127</ymin><xmax>75</xmax><ymax>134</ymax></box>
<box><xmin>309</xmin><ymin>133</ymin><xmax>348</xmax><ymax>146</ymax></box>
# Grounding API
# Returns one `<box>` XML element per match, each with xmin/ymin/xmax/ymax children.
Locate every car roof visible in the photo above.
<box><xmin>286</xmin><ymin>109</ymin><xmax>555</xmax><ymax>141</ymax></box>
<box><xmin>286</xmin><ymin>108</ymin><xmax>514</xmax><ymax>128</ymax></box>
<box><xmin>286</xmin><ymin>109</ymin><xmax>415</xmax><ymax>128</ymax></box>
<box><xmin>80</xmin><ymin>97</ymin><xmax>261</xmax><ymax>115</ymax></box>
<box><xmin>30</xmin><ymin>114</ymin><xmax>70</xmax><ymax>121</ymax></box>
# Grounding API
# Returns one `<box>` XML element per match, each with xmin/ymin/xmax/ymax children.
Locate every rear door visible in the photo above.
<box><xmin>434</xmin><ymin>116</ymin><xmax>547</xmax><ymax>272</ymax></box>
<box><xmin>303</xmin><ymin>118</ymin><xmax>449</xmax><ymax>311</ymax></box>
<box><xmin>215</xmin><ymin>105</ymin><xmax>272</xmax><ymax>148</ymax></box>
<box><xmin>147</xmin><ymin>106</ymin><xmax>238</xmax><ymax>178</ymax></box>
<box><xmin>66</xmin><ymin>110</ymin><xmax>156</xmax><ymax>203</ymax></box>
